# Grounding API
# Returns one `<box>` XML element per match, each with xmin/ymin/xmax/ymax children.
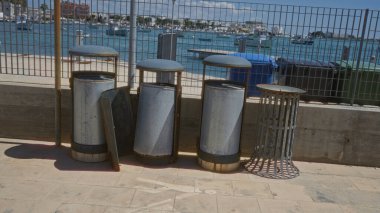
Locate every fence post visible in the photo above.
<box><xmin>341</xmin><ymin>46</ymin><xmax>350</xmax><ymax>60</ymax></box>
<box><xmin>128</xmin><ymin>0</ymin><xmax>137</xmax><ymax>88</ymax></box>
<box><xmin>351</xmin><ymin>9</ymin><xmax>369</xmax><ymax>105</ymax></box>
<box><xmin>54</xmin><ymin>0</ymin><xmax>62</xmax><ymax>146</ymax></box>
<box><xmin>238</xmin><ymin>39</ymin><xmax>246</xmax><ymax>53</ymax></box>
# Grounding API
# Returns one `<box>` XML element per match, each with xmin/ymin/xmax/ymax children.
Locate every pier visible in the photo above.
<box><xmin>187</xmin><ymin>48</ymin><xmax>236</xmax><ymax>59</ymax></box>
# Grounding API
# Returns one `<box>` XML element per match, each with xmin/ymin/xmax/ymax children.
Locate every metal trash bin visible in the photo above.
<box><xmin>198</xmin><ymin>55</ymin><xmax>251</xmax><ymax>172</ymax></box>
<box><xmin>229</xmin><ymin>53</ymin><xmax>278</xmax><ymax>97</ymax></box>
<box><xmin>277</xmin><ymin>58</ymin><xmax>338</xmax><ymax>102</ymax></box>
<box><xmin>333</xmin><ymin>60</ymin><xmax>380</xmax><ymax>106</ymax></box>
<box><xmin>243</xmin><ymin>84</ymin><xmax>305</xmax><ymax>179</ymax></box>
<box><xmin>134</xmin><ymin>59</ymin><xmax>183</xmax><ymax>164</ymax></box>
<box><xmin>69</xmin><ymin>45</ymin><xmax>118</xmax><ymax>162</ymax></box>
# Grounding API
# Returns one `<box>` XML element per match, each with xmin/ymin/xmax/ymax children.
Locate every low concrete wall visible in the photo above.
<box><xmin>0</xmin><ymin>83</ymin><xmax>379</xmax><ymax>167</ymax></box>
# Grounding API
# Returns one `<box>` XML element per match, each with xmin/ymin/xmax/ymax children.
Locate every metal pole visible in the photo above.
<box><xmin>54</xmin><ymin>0</ymin><xmax>62</xmax><ymax>146</ymax></box>
<box><xmin>351</xmin><ymin>9</ymin><xmax>369</xmax><ymax>105</ymax></box>
<box><xmin>170</xmin><ymin>0</ymin><xmax>175</xmax><ymax>60</ymax></box>
<box><xmin>128</xmin><ymin>0</ymin><xmax>137</xmax><ymax>88</ymax></box>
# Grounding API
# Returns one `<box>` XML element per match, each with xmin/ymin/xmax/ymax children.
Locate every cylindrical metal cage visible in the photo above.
<box><xmin>243</xmin><ymin>84</ymin><xmax>305</xmax><ymax>179</ymax></box>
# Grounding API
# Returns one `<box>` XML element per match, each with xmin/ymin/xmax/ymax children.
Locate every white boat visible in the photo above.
<box><xmin>216</xmin><ymin>33</ymin><xmax>231</xmax><ymax>38</ymax></box>
<box><xmin>234</xmin><ymin>31</ymin><xmax>272</xmax><ymax>48</ymax></box>
<box><xmin>88</xmin><ymin>22</ymin><xmax>101</xmax><ymax>29</ymax></box>
<box><xmin>137</xmin><ymin>27</ymin><xmax>151</xmax><ymax>33</ymax></box>
<box><xmin>106</xmin><ymin>23</ymin><xmax>128</xmax><ymax>36</ymax></box>
<box><xmin>291</xmin><ymin>35</ymin><xmax>314</xmax><ymax>45</ymax></box>
<box><xmin>16</xmin><ymin>15</ymin><xmax>32</xmax><ymax>31</ymax></box>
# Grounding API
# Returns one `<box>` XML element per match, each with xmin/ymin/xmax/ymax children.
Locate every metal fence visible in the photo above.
<box><xmin>0</xmin><ymin>0</ymin><xmax>379</xmax><ymax>106</ymax></box>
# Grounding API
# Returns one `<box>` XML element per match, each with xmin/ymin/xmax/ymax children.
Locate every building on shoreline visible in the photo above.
<box><xmin>61</xmin><ymin>1</ymin><xmax>90</xmax><ymax>19</ymax></box>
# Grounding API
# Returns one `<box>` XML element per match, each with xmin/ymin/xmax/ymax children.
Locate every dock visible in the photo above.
<box><xmin>187</xmin><ymin>48</ymin><xmax>236</xmax><ymax>59</ymax></box>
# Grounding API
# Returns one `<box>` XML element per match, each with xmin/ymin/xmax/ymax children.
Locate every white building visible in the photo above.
<box><xmin>0</xmin><ymin>1</ymin><xmax>15</xmax><ymax>18</ymax></box>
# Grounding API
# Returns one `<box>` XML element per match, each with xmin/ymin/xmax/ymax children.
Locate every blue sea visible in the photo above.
<box><xmin>1</xmin><ymin>21</ymin><xmax>379</xmax><ymax>77</ymax></box>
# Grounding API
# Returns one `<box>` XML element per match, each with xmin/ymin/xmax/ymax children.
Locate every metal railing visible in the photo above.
<box><xmin>0</xmin><ymin>0</ymin><xmax>379</xmax><ymax>106</ymax></box>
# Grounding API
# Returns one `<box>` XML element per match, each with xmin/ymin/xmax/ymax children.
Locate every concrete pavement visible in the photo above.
<box><xmin>0</xmin><ymin>138</ymin><xmax>379</xmax><ymax>213</ymax></box>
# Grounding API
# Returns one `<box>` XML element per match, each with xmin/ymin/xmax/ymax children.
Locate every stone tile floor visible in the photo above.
<box><xmin>0</xmin><ymin>138</ymin><xmax>379</xmax><ymax>213</ymax></box>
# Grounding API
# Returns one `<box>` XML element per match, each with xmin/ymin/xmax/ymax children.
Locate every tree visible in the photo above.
<box><xmin>40</xmin><ymin>3</ymin><xmax>48</xmax><ymax>21</ymax></box>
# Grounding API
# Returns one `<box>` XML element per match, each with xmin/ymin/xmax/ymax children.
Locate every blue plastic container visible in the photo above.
<box><xmin>229</xmin><ymin>53</ymin><xmax>278</xmax><ymax>96</ymax></box>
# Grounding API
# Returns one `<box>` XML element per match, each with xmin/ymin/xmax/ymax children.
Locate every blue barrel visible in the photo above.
<box><xmin>229</xmin><ymin>53</ymin><xmax>278</xmax><ymax>96</ymax></box>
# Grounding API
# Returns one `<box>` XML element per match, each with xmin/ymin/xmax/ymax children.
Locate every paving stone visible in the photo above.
<box><xmin>232</xmin><ymin>180</ymin><xmax>273</xmax><ymax>198</ymax></box>
<box><xmin>195</xmin><ymin>178</ymin><xmax>233</xmax><ymax>195</ymax></box>
<box><xmin>0</xmin><ymin>162</ymin><xmax>46</xmax><ymax>181</ymax></box>
<box><xmin>105</xmin><ymin>207</ymin><xmax>173</xmax><ymax>213</ymax></box>
<box><xmin>339</xmin><ymin>205</ymin><xmax>380</xmax><ymax>213</ymax></box>
<box><xmin>269</xmin><ymin>183</ymin><xmax>313</xmax><ymax>202</ymax></box>
<box><xmin>116</xmin><ymin>173</ymin><xmax>158</xmax><ymax>190</ymax></box>
<box><xmin>39</xmin><ymin>167</ymin><xmax>83</xmax><ymax>183</ymax></box>
<box><xmin>217</xmin><ymin>195</ymin><xmax>261</xmax><ymax>213</ymax></box>
<box><xmin>0</xmin><ymin>179</ymin><xmax>56</xmax><ymax>201</ymax></box>
<box><xmin>130</xmin><ymin>190</ymin><xmax>175</xmax><ymax>211</ymax></box>
<box><xmin>45</xmin><ymin>183</ymin><xmax>93</xmax><ymax>203</ymax></box>
<box><xmin>0</xmin><ymin>198</ymin><xmax>61</xmax><ymax>213</ymax></box>
<box><xmin>349</xmin><ymin>177</ymin><xmax>380</xmax><ymax>192</ymax></box>
<box><xmin>76</xmin><ymin>171</ymin><xmax>122</xmax><ymax>186</ymax></box>
<box><xmin>353</xmin><ymin>167</ymin><xmax>380</xmax><ymax>179</ymax></box>
<box><xmin>173</xmin><ymin>192</ymin><xmax>218</xmax><ymax>213</ymax></box>
<box><xmin>55</xmin><ymin>203</ymin><xmax>106</xmax><ymax>213</ymax></box>
<box><xmin>85</xmin><ymin>185</ymin><xmax>136</xmax><ymax>207</ymax></box>
<box><xmin>258</xmin><ymin>199</ymin><xmax>343</xmax><ymax>213</ymax></box>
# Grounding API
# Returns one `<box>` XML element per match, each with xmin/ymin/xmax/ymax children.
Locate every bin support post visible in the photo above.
<box><xmin>54</xmin><ymin>0</ymin><xmax>62</xmax><ymax>147</ymax></box>
<box><xmin>352</xmin><ymin>9</ymin><xmax>369</xmax><ymax>105</ymax></box>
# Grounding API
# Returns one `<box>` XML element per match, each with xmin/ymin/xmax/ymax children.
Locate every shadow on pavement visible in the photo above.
<box><xmin>3</xmin><ymin>142</ymin><xmax>114</xmax><ymax>172</ymax></box>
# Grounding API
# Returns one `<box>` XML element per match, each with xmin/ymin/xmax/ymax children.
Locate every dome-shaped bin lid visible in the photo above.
<box><xmin>69</xmin><ymin>45</ymin><xmax>119</xmax><ymax>57</ymax></box>
<box><xmin>203</xmin><ymin>55</ymin><xmax>252</xmax><ymax>69</ymax></box>
<box><xmin>137</xmin><ymin>59</ymin><xmax>184</xmax><ymax>73</ymax></box>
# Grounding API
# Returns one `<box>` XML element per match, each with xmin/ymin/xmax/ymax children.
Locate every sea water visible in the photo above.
<box><xmin>1</xmin><ymin>21</ymin><xmax>378</xmax><ymax>77</ymax></box>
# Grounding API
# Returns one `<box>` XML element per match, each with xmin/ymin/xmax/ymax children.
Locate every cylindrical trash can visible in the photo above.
<box><xmin>72</xmin><ymin>72</ymin><xmax>115</xmax><ymax>162</ymax></box>
<box><xmin>134</xmin><ymin>83</ymin><xmax>175</xmax><ymax>157</ymax></box>
<box><xmin>198</xmin><ymin>80</ymin><xmax>245</xmax><ymax>172</ymax></box>
<box><xmin>134</xmin><ymin>59</ymin><xmax>184</xmax><ymax>164</ymax></box>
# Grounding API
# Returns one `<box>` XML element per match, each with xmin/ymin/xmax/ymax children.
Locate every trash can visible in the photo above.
<box><xmin>198</xmin><ymin>55</ymin><xmax>251</xmax><ymax>172</ymax></box>
<box><xmin>277</xmin><ymin>58</ymin><xmax>338</xmax><ymax>102</ymax></box>
<box><xmin>134</xmin><ymin>59</ymin><xmax>183</xmax><ymax>164</ymax></box>
<box><xmin>229</xmin><ymin>53</ymin><xmax>278</xmax><ymax>96</ymax></box>
<box><xmin>333</xmin><ymin>60</ymin><xmax>380</xmax><ymax>106</ymax></box>
<box><xmin>69</xmin><ymin>45</ymin><xmax>118</xmax><ymax>162</ymax></box>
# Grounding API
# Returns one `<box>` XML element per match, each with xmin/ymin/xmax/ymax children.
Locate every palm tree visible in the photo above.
<box><xmin>40</xmin><ymin>3</ymin><xmax>48</xmax><ymax>22</ymax></box>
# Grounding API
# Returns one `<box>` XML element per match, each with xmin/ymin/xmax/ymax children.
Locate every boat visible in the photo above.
<box><xmin>16</xmin><ymin>15</ymin><xmax>32</xmax><ymax>31</ymax></box>
<box><xmin>291</xmin><ymin>35</ymin><xmax>314</xmax><ymax>45</ymax></box>
<box><xmin>88</xmin><ymin>22</ymin><xmax>101</xmax><ymax>29</ymax></box>
<box><xmin>216</xmin><ymin>33</ymin><xmax>231</xmax><ymax>38</ymax></box>
<box><xmin>198</xmin><ymin>38</ymin><xmax>212</xmax><ymax>42</ymax></box>
<box><xmin>234</xmin><ymin>31</ymin><xmax>272</xmax><ymax>48</ymax></box>
<box><xmin>137</xmin><ymin>27</ymin><xmax>151</xmax><ymax>33</ymax></box>
<box><xmin>106</xmin><ymin>23</ymin><xmax>128</xmax><ymax>36</ymax></box>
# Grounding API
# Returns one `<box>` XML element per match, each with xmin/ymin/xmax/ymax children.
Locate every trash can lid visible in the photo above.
<box><xmin>137</xmin><ymin>59</ymin><xmax>184</xmax><ymax>72</ymax></box>
<box><xmin>203</xmin><ymin>55</ymin><xmax>252</xmax><ymax>68</ymax></box>
<box><xmin>229</xmin><ymin>53</ymin><xmax>278</xmax><ymax>68</ymax></box>
<box><xmin>257</xmin><ymin>84</ymin><xmax>306</xmax><ymax>94</ymax></box>
<box><xmin>69</xmin><ymin>45</ymin><xmax>119</xmax><ymax>57</ymax></box>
